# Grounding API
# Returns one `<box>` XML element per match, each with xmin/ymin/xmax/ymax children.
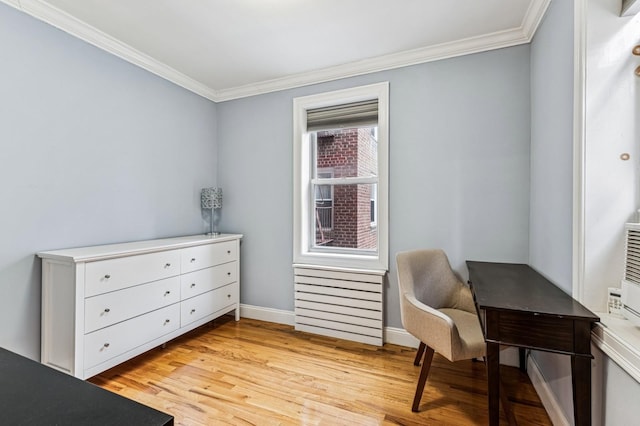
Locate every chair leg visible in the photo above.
<box><xmin>412</xmin><ymin>345</ymin><xmax>435</xmax><ymax>412</ymax></box>
<box><xmin>414</xmin><ymin>342</ymin><xmax>426</xmax><ymax>366</ymax></box>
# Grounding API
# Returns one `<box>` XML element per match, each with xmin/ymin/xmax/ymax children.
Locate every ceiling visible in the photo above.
<box><xmin>4</xmin><ymin>0</ymin><xmax>550</xmax><ymax>101</ymax></box>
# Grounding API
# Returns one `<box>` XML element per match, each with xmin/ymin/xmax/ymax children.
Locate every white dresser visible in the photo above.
<box><xmin>38</xmin><ymin>234</ymin><xmax>242</xmax><ymax>379</ymax></box>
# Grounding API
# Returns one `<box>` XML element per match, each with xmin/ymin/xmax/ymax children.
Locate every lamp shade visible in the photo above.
<box><xmin>212</xmin><ymin>188</ymin><xmax>222</xmax><ymax>209</ymax></box>
<box><xmin>201</xmin><ymin>187</ymin><xmax>222</xmax><ymax>209</ymax></box>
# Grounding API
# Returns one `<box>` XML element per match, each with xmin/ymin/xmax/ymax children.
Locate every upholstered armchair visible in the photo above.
<box><xmin>396</xmin><ymin>249</ymin><xmax>486</xmax><ymax>412</ymax></box>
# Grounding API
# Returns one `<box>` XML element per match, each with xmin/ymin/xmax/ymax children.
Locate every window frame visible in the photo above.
<box><xmin>370</xmin><ymin>182</ymin><xmax>378</xmax><ymax>228</ymax></box>
<box><xmin>314</xmin><ymin>167</ymin><xmax>334</xmax><ymax>231</ymax></box>
<box><xmin>293</xmin><ymin>82</ymin><xmax>389</xmax><ymax>271</ymax></box>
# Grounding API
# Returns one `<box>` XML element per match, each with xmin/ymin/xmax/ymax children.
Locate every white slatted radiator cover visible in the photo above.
<box><xmin>625</xmin><ymin>224</ymin><xmax>640</xmax><ymax>285</ymax></box>
<box><xmin>622</xmin><ymin>223</ymin><xmax>640</xmax><ymax>324</ymax></box>
<box><xmin>294</xmin><ymin>265</ymin><xmax>385</xmax><ymax>346</ymax></box>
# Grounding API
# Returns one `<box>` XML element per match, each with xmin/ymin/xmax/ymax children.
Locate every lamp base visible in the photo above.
<box><xmin>206</xmin><ymin>232</ymin><xmax>221</xmax><ymax>237</ymax></box>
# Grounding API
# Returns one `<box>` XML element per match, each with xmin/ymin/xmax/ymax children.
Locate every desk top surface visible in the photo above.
<box><xmin>467</xmin><ymin>261</ymin><xmax>599</xmax><ymax>321</ymax></box>
<box><xmin>0</xmin><ymin>347</ymin><xmax>173</xmax><ymax>425</ymax></box>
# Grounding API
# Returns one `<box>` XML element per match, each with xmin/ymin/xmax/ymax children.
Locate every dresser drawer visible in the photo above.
<box><xmin>84</xmin><ymin>304</ymin><xmax>180</xmax><ymax>370</ymax></box>
<box><xmin>180</xmin><ymin>262</ymin><xmax>237</xmax><ymax>300</ymax></box>
<box><xmin>84</xmin><ymin>276</ymin><xmax>180</xmax><ymax>333</ymax></box>
<box><xmin>181</xmin><ymin>282</ymin><xmax>238</xmax><ymax>326</ymax></box>
<box><xmin>181</xmin><ymin>241</ymin><xmax>237</xmax><ymax>274</ymax></box>
<box><xmin>85</xmin><ymin>250</ymin><xmax>181</xmax><ymax>297</ymax></box>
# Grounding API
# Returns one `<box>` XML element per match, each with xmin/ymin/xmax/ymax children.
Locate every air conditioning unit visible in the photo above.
<box><xmin>622</xmin><ymin>223</ymin><xmax>640</xmax><ymax>326</ymax></box>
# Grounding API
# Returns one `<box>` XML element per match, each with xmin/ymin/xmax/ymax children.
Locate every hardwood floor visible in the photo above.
<box><xmin>89</xmin><ymin>316</ymin><xmax>552</xmax><ymax>425</ymax></box>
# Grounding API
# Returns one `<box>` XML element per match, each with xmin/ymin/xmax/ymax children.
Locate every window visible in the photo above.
<box><xmin>315</xmin><ymin>168</ymin><xmax>334</xmax><ymax>237</ymax></box>
<box><xmin>370</xmin><ymin>183</ymin><xmax>377</xmax><ymax>227</ymax></box>
<box><xmin>293</xmin><ymin>82</ymin><xmax>389</xmax><ymax>270</ymax></box>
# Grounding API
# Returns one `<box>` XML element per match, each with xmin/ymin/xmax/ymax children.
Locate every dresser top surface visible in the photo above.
<box><xmin>38</xmin><ymin>233</ymin><xmax>243</xmax><ymax>263</ymax></box>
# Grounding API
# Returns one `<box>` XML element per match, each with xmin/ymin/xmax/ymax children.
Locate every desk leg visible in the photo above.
<box><xmin>571</xmin><ymin>355</ymin><xmax>592</xmax><ymax>426</ymax></box>
<box><xmin>519</xmin><ymin>347</ymin><xmax>526</xmax><ymax>372</ymax></box>
<box><xmin>487</xmin><ymin>341</ymin><xmax>500</xmax><ymax>426</ymax></box>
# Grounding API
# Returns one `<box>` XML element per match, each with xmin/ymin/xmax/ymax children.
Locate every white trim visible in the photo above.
<box><xmin>527</xmin><ymin>356</ymin><xmax>571</xmax><ymax>426</ymax></box>
<box><xmin>572</xmin><ymin>0</ymin><xmax>587</xmax><ymax>303</ymax></box>
<box><xmin>293</xmin><ymin>82</ymin><xmax>389</xmax><ymax>271</ymax></box>
<box><xmin>622</xmin><ymin>0</ymin><xmax>640</xmax><ymax>16</ymax></box>
<box><xmin>239</xmin><ymin>304</ymin><xmax>295</xmax><ymax>326</ymax></box>
<box><xmin>591</xmin><ymin>314</ymin><xmax>640</xmax><ymax>384</ymax></box>
<box><xmin>311</xmin><ymin>176</ymin><xmax>378</xmax><ymax>185</ymax></box>
<box><xmin>216</xmin><ymin>0</ymin><xmax>551</xmax><ymax>101</ymax></box>
<box><xmin>240</xmin><ymin>306</ymin><xmax>419</xmax><ymax>348</ymax></box>
<box><xmin>1</xmin><ymin>0</ymin><xmax>551</xmax><ymax>102</ymax></box>
<box><xmin>1</xmin><ymin>0</ymin><xmax>19</xmax><ymax>8</ymax></box>
<box><xmin>384</xmin><ymin>326</ymin><xmax>420</xmax><ymax>348</ymax></box>
<box><xmin>293</xmin><ymin>263</ymin><xmax>385</xmax><ymax>276</ymax></box>
<box><xmin>4</xmin><ymin>0</ymin><xmax>217</xmax><ymax>101</ymax></box>
<box><xmin>522</xmin><ymin>0</ymin><xmax>552</xmax><ymax>40</ymax></box>
<box><xmin>214</xmin><ymin>27</ymin><xmax>536</xmax><ymax>102</ymax></box>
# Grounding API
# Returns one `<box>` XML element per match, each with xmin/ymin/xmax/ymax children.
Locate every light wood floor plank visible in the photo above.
<box><xmin>89</xmin><ymin>316</ymin><xmax>552</xmax><ymax>425</ymax></box>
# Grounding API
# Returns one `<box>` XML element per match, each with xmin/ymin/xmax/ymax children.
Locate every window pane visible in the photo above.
<box><xmin>314</xmin><ymin>127</ymin><xmax>378</xmax><ymax>179</ymax></box>
<box><xmin>315</xmin><ymin>169</ymin><xmax>333</xmax><ymax>200</ymax></box>
<box><xmin>313</xmin><ymin>184</ymin><xmax>377</xmax><ymax>250</ymax></box>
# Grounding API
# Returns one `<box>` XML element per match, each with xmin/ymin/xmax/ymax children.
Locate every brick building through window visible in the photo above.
<box><xmin>314</xmin><ymin>126</ymin><xmax>377</xmax><ymax>249</ymax></box>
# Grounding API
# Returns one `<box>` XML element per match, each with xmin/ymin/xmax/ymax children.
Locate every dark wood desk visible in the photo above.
<box><xmin>0</xmin><ymin>347</ymin><xmax>173</xmax><ymax>425</ymax></box>
<box><xmin>467</xmin><ymin>261</ymin><xmax>599</xmax><ymax>426</ymax></box>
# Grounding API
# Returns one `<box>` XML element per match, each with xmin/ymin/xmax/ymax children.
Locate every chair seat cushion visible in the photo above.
<box><xmin>440</xmin><ymin>308</ymin><xmax>486</xmax><ymax>361</ymax></box>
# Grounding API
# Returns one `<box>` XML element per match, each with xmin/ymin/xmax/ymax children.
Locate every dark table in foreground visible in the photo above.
<box><xmin>0</xmin><ymin>347</ymin><xmax>173</xmax><ymax>425</ymax></box>
<box><xmin>467</xmin><ymin>261</ymin><xmax>599</xmax><ymax>426</ymax></box>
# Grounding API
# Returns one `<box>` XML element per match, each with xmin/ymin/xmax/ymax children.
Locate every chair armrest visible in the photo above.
<box><xmin>404</xmin><ymin>293</ymin><xmax>453</xmax><ymax>326</ymax></box>
<box><xmin>401</xmin><ymin>293</ymin><xmax>460</xmax><ymax>359</ymax></box>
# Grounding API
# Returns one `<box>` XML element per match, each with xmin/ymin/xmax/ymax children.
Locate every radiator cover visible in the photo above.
<box><xmin>294</xmin><ymin>265</ymin><xmax>385</xmax><ymax>346</ymax></box>
<box><xmin>622</xmin><ymin>223</ymin><xmax>640</xmax><ymax>326</ymax></box>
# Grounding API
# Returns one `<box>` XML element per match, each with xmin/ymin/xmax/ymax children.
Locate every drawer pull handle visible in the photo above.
<box><xmin>227</xmin><ymin>272</ymin><xmax>231</xmax><ymax>276</ymax></box>
<box><xmin>190</xmin><ymin>283</ymin><xmax>196</xmax><ymax>288</ymax></box>
<box><xmin>104</xmin><ymin>274</ymin><xmax>111</xmax><ymax>279</ymax></box>
<box><xmin>165</xmin><ymin>263</ymin><xmax>171</xmax><ymax>268</ymax></box>
<box><xmin>227</xmin><ymin>294</ymin><xmax>231</xmax><ymax>299</ymax></box>
<box><xmin>191</xmin><ymin>309</ymin><xmax>196</xmax><ymax>314</ymax></box>
<box><xmin>164</xmin><ymin>291</ymin><xmax>171</xmax><ymax>296</ymax></box>
<box><xmin>190</xmin><ymin>258</ymin><xmax>196</xmax><ymax>263</ymax></box>
<box><xmin>104</xmin><ymin>308</ymin><xmax>110</xmax><ymax>313</ymax></box>
<box><xmin>103</xmin><ymin>343</ymin><xmax>110</xmax><ymax>348</ymax></box>
<box><xmin>164</xmin><ymin>319</ymin><xmax>171</xmax><ymax>324</ymax></box>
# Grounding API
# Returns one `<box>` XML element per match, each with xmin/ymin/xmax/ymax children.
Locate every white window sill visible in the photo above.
<box><xmin>292</xmin><ymin>262</ymin><xmax>386</xmax><ymax>276</ymax></box>
<box><xmin>592</xmin><ymin>312</ymin><xmax>640</xmax><ymax>383</ymax></box>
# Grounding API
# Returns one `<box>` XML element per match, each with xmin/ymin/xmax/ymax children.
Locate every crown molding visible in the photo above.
<box><xmin>215</xmin><ymin>27</ymin><xmax>531</xmax><ymax>101</ymax></box>
<box><xmin>4</xmin><ymin>0</ymin><xmax>217</xmax><ymax>101</ymax></box>
<box><xmin>3</xmin><ymin>0</ymin><xmax>551</xmax><ymax>103</ymax></box>
<box><xmin>622</xmin><ymin>0</ymin><xmax>640</xmax><ymax>16</ymax></box>
<box><xmin>213</xmin><ymin>0</ymin><xmax>552</xmax><ymax>101</ymax></box>
<box><xmin>522</xmin><ymin>0</ymin><xmax>552</xmax><ymax>39</ymax></box>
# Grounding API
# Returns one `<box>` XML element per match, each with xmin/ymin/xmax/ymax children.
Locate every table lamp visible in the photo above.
<box><xmin>201</xmin><ymin>187</ymin><xmax>223</xmax><ymax>236</ymax></box>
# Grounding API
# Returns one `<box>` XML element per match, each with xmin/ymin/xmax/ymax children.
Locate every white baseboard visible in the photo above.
<box><xmin>527</xmin><ymin>355</ymin><xmax>570</xmax><ymax>426</ymax></box>
<box><xmin>240</xmin><ymin>305</ymin><xmax>420</xmax><ymax>347</ymax></box>
<box><xmin>240</xmin><ymin>304</ymin><xmax>295</xmax><ymax>325</ymax></box>
<box><xmin>384</xmin><ymin>326</ymin><xmax>420</xmax><ymax>347</ymax></box>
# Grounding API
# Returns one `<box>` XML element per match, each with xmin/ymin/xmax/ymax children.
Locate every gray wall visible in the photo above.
<box><xmin>218</xmin><ymin>46</ymin><xmax>532</xmax><ymax>328</ymax></box>
<box><xmin>529</xmin><ymin>0</ymin><xmax>574</xmax><ymax>293</ymax></box>
<box><xmin>0</xmin><ymin>3</ymin><xmax>218</xmax><ymax>359</ymax></box>
<box><xmin>528</xmin><ymin>0</ymin><xmax>577</xmax><ymax>423</ymax></box>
